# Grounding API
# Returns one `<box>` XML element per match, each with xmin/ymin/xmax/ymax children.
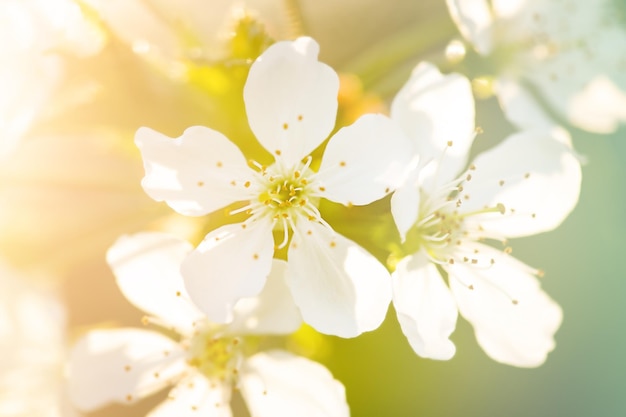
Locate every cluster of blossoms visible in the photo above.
<box><xmin>69</xmin><ymin>34</ymin><xmax>581</xmax><ymax>416</ymax></box>
<box><xmin>446</xmin><ymin>0</ymin><xmax>626</xmax><ymax>133</ymax></box>
<box><xmin>2</xmin><ymin>0</ymin><xmax>625</xmax><ymax>415</ymax></box>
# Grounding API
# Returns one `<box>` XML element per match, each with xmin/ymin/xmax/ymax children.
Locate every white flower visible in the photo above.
<box><xmin>68</xmin><ymin>232</ymin><xmax>350</xmax><ymax>417</ymax></box>
<box><xmin>81</xmin><ymin>0</ymin><xmax>289</xmax><ymax>70</ymax></box>
<box><xmin>0</xmin><ymin>260</ymin><xmax>77</xmax><ymax>417</ymax></box>
<box><xmin>389</xmin><ymin>62</ymin><xmax>582</xmax><ymax>367</ymax></box>
<box><xmin>446</xmin><ymin>0</ymin><xmax>626</xmax><ymax>133</ymax></box>
<box><xmin>135</xmin><ymin>37</ymin><xmax>412</xmax><ymax>337</ymax></box>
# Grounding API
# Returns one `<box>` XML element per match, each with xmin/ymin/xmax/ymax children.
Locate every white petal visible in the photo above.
<box><xmin>287</xmin><ymin>222</ymin><xmax>391</xmax><ymax>337</ymax></box>
<box><xmin>392</xmin><ymin>253</ymin><xmax>458</xmax><ymax>360</ymax></box>
<box><xmin>243</xmin><ymin>37</ymin><xmax>339</xmax><ymax>167</ymax></box>
<box><xmin>135</xmin><ymin>126</ymin><xmax>250</xmax><ymax>216</ymax></box>
<box><xmin>445</xmin><ymin>0</ymin><xmax>494</xmax><ymax>54</ymax></box>
<box><xmin>317</xmin><ymin>114</ymin><xmax>413</xmax><ymax>206</ymax></box>
<box><xmin>68</xmin><ymin>328</ymin><xmax>186</xmax><ymax>411</ymax></box>
<box><xmin>148</xmin><ymin>374</ymin><xmax>232</xmax><ymax>417</ymax></box>
<box><xmin>107</xmin><ymin>232</ymin><xmax>205</xmax><ymax>335</ymax></box>
<box><xmin>390</xmin><ymin>178</ymin><xmax>421</xmax><ymax>241</ymax></box>
<box><xmin>567</xmin><ymin>75</ymin><xmax>626</xmax><ymax>133</ymax></box>
<box><xmin>447</xmin><ymin>244</ymin><xmax>562</xmax><ymax>367</ymax></box>
<box><xmin>460</xmin><ymin>129</ymin><xmax>581</xmax><ymax>238</ymax></box>
<box><xmin>240</xmin><ymin>351</ymin><xmax>349</xmax><ymax>417</ymax></box>
<box><xmin>495</xmin><ymin>77</ymin><xmax>555</xmax><ymax>130</ymax></box>
<box><xmin>391</xmin><ymin>62</ymin><xmax>475</xmax><ymax>183</ymax></box>
<box><xmin>182</xmin><ymin>221</ymin><xmax>274</xmax><ymax>324</ymax></box>
<box><xmin>228</xmin><ymin>259</ymin><xmax>302</xmax><ymax>336</ymax></box>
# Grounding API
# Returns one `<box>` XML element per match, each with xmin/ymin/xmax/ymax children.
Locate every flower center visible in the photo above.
<box><xmin>257</xmin><ymin>173</ymin><xmax>315</xmax><ymax>216</ymax></box>
<box><xmin>400</xmin><ymin>163</ymin><xmax>506</xmax><ymax>264</ymax></box>
<box><xmin>186</xmin><ymin>326</ymin><xmax>243</xmax><ymax>383</ymax></box>
<box><xmin>233</xmin><ymin>157</ymin><xmax>324</xmax><ymax>248</ymax></box>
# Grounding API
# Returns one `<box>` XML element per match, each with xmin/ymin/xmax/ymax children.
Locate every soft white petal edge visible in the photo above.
<box><xmin>107</xmin><ymin>232</ymin><xmax>205</xmax><ymax>334</ymax></box>
<box><xmin>460</xmin><ymin>128</ymin><xmax>581</xmax><ymax>238</ymax></box>
<box><xmin>445</xmin><ymin>0</ymin><xmax>494</xmax><ymax>55</ymax></box>
<box><xmin>390</xmin><ymin>178</ymin><xmax>421</xmax><ymax>241</ymax></box>
<box><xmin>240</xmin><ymin>350</ymin><xmax>349</xmax><ymax>417</ymax></box>
<box><xmin>391</xmin><ymin>62</ymin><xmax>475</xmax><ymax>185</ymax></box>
<box><xmin>148</xmin><ymin>374</ymin><xmax>232</xmax><ymax>417</ymax></box>
<box><xmin>287</xmin><ymin>221</ymin><xmax>391</xmax><ymax>337</ymax></box>
<box><xmin>392</xmin><ymin>252</ymin><xmax>458</xmax><ymax>360</ymax></box>
<box><xmin>244</xmin><ymin>37</ymin><xmax>339</xmax><ymax>167</ymax></box>
<box><xmin>495</xmin><ymin>77</ymin><xmax>556</xmax><ymax>130</ymax></box>
<box><xmin>567</xmin><ymin>75</ymin><xmax>626</xmax><ymax>133</ymax></box>
<box><xmin>68</xmin><ymin>328</ymin><xmax>186</xmax><ymax>411</ymax></box>
<box><xmin>448</xmin><ymin>244</ymin><xmax>562</xmax><ymax>367</ymax></box>
<box><xmin>135</xmin><ymin>125</ymin><xmax>249</xmax><ymax>216</ymax></box>
<box><xmin>228</xmin><ymin>259</ymin><xmax>303</xmax><ymax>336</ymax></box>
<box><xmin>182</xmin><ymin>221</ymin><xmax>274</xmax><ymax>324</ymax></box>
<box><xmin>317</xmin><ymin>113</ymin><xmax>413</xmax><ymax>206</ymax></box>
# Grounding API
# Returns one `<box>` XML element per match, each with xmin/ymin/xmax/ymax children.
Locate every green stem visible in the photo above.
<box><xmin>283</xmin><ymin>0</ymin><xmax>307</xmax><ymax>38</ymax></box>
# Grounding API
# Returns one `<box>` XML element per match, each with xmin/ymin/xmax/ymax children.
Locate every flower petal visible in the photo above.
<box><xmin>495</xmin><ymin>77</ymin><xmax>555</xmax><ymax>130</ymax></box>
<box><xmin>460</xmin><ymin>129</ymin><xmax>581</xmax><ymax>238</ymax></box>
<box><xmin>391</xmin><ymin>62</ymin><xmax>475</xmax><ymax>183</ymax></box>
<box><xmin>135</xmin><ymin>126</ymin><xmax>250</xmax><ymax>216</ymax></box>
<box><xmin>390</xmin><ymin>178</ymin><xmax>421</xmax><ymax>241</ymax></box>
<box><xmin>287</xmin><ymin>222</ymin><xmax>391</xmax><ymax>337</ymax></box>
<box><xmin>68</xmin><ymin>328</ymin><xmax>186</xmax><ymax>411</ymax></box>
<box><xmin>148</xmin><ymin>374</ymin><xmax>232</xmax><ymax>417</ymax></box>
<box><xmin>243</xmin><ymin>37</ymin><xmax>339</xmax><ymax>167</ymax></box>
<box><xmin>445</xmin><ymin>0</ymin><xmax>494</xmax><ymax>55</ymax></box>
<box><xmin>447</xmin><ymin>243</ymin><xmax>562</xmax><ymax>367</ymax></box>
<box><xmin>392</xmin><ymin>252</ymin><xmax>458</xmax><ymax>360</ymax></box>
<box><xmin>182</xmin><ymin>221</ymin><xmax>274</xmax><ymax>324</ymax></box>
<box><xmin>240</xmin><ymin>350</ymin><xmax>349</xmax><ymax>417</ymax></box>
<box><xmin>82</xmin><ymin>0</ymin><xmax>180</xmax><ymax>63</ymax></box>
<box><xmin>228</xmin><ymin>259</ymin><xmax>302</xmax><ymax>336</ymax></box>
<box><xmin>317</xmin><ymin>114</ymin><xmax>413</xmax><ymax>206</ymax></box>
<box><xmin>566</xmin><ymin>75</ymin><xmax>626</xmax><ymax>133</ymax></box>
<box><xmin>106</xmin><ymin>232</ymin><xmax>205</xmax><ymax>335</ymax></box>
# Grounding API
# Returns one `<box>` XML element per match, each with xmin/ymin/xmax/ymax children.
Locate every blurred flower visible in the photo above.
<box><xmin>389</xmin><ymin>62</ymin><xmax>582</xmax><ymax>367</ymax></box>
<box><xmin>82</xmin><ymin>0</ymin><xmax>289</xmax><ymax>73</ymax></box>
<box><xmin>68</xmin><ymin>232</ymin><xmax>349</xmax><ymax>417</ymax></box>
<box><xmin>136</xmin><ymin>37</ymin><xmax>412</xmax><ymax>338</ymax></box>
<box><xmin>446</xmin><ymin>0</ymin><xmax>626</xmax><ymax>133</ymax></box>
<box><xmin>0</xmin><ymin>260</ymin><xmax>76</xmax><ymax>417</ymax></box>
<box><xmin>0</xmin><ymin>0</ymin><xmax>104</xmax><ymax>158</ymax></box>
